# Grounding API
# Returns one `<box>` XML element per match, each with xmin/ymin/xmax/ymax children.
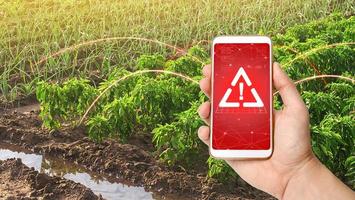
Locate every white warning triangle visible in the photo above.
<box><xmin>219</xmin><ymin>67</ymin><xmax>264</xmax><ymax>108</ymax></box>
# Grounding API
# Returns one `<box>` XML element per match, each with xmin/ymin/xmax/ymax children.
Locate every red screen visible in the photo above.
<box><xmin>212</xmin><ymin>43</ymin><xmax>271</xmax><ymax>150</ymax></box>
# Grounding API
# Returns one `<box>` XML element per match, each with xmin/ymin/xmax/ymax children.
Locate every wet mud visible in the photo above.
<box><xmin>0</xmin><ymin>158</ymin><xmax>102</xmax><ymax>200</ymax></box>
<box><xmin>0</xmin><ymin>105</ymin><xmax>274</xmax><ymax>200</ymax></box>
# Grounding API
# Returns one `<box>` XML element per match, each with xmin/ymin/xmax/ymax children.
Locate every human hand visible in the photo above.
<box><xmin>198</xmin><ymin>62</ymin><xmax>319</xmax><ymax>198</ymax></box>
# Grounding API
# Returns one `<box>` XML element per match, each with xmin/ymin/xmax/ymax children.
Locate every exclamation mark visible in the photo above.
<box><xmin>239</xmin><ymin>82</ymin><xmax>244</xmax><ymax>100</ymax></box>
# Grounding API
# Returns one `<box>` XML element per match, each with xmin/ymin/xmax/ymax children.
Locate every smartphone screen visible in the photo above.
<box><xmin>212</xmin><ymin>43</ymin><xmax>271</xmax><ymax>150</ymax></box>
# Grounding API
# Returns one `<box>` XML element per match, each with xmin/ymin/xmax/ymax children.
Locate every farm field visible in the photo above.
<box><xmin>0</xmin><ymin>0</ymin><xmax>354</xmax><ymax>199</ymax></box>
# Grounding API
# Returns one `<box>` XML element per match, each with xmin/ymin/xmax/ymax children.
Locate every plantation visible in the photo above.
<box><xmin>0</xmin><ymin>1</ymin><xmax>354</xmax><ymax>199</ymax></box>
<box><xmin>36</xmin><ymin>14</ymin><xmax>355</xmax><ymax>187</ymax></box>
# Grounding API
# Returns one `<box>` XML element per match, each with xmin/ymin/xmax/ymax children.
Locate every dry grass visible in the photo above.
<box><xmin>0</xmin><ymin>0</ymin><xmax>354</xmax><ymax>102</ymax></box>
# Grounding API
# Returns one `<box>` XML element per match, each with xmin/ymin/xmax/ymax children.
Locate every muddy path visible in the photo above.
<box><xmin>0</xmin><ymin>142</ymin><xmax>158</xmax><ymax>200</ymax></box>
<box><xmin>0</xmin><ymin>104</ymin><xmax>274</xmax><ymax>200</ymax></box>
<box><xmin>0</xmin><ymin>158</ymin><xmax>102</xmax><ymax>200</ymax></box>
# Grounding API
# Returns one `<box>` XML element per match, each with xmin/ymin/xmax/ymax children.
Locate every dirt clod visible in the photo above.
<box><xmin>0</xmin><ymin>158</ymin><xmax>102</xmax><ymax>200</ymax></box>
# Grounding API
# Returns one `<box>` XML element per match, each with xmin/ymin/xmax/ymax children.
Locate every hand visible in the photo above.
<box><xmin>197</xmin><ymin>62</ymin><xmax>355</xmax><ymax>199</ymax></box>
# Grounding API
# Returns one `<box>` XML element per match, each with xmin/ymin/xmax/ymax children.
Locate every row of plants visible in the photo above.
<box><xmin>36</xmin><ymin>14</ymin><xmax>354</xmax><ymax>187</ymax></box>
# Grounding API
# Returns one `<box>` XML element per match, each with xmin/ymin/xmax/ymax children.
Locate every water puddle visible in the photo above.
<box><xmin>0</xmin><ymin>142</ymin><xmax>154</xmax><ymax>200</ymax></box>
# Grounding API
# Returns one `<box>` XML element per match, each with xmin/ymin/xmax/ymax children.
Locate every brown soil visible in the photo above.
<box><xmin>0</xmin><ymin>158</ymin><xmax>102</xmax><ymax>200</ymax></box>
<box><xmin>0</xmin><ymin>105</ymin><xmax>275</xmax><ymax>200</ymax></box>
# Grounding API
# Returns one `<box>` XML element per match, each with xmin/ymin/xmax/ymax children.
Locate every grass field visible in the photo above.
<box><xmin>0</xmin><ymin>0</ymin><xmax>354</xmax><ymax>102</ymax></box>
<box><xmin>0</xmin><ymin>1</ymin><xmax>354</xmax><ymax>199</ymax></box>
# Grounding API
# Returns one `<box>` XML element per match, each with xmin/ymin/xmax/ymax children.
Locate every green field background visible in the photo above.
<box><xmin>0</xmin><ymin>0</ymin><xmax>354</xmax><ymax>102</ymax></box>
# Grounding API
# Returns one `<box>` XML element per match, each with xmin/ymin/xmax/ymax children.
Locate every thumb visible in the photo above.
<box><xmin>273</xmin><ymin>62</ymin><xmax>306</xmax><ymax>111</ymax></box>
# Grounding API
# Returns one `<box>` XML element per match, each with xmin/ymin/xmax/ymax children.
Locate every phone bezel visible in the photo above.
<box><xmin>210</xmin><ymin>36</ymin><xmax>273</xmax><ymax>159</ymax></box>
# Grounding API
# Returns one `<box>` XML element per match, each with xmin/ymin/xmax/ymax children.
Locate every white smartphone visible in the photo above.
<box><xmin>210</xmin><ymin>36</ymin><xmax>273</xmax><ymax>159</ymax></box>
